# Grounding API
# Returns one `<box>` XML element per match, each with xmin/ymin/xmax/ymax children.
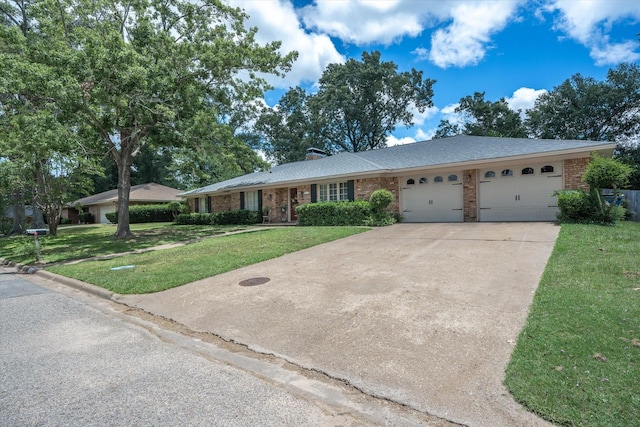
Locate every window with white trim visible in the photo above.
<box><xmin>245</xmin><ymin>190</ymin><xmax>260</xmax><ymax>211</ymax></box>
<box><xmin>319</xmin><ymin>182</ymin><xmax>349</xmax><ymax>202</ymax></box>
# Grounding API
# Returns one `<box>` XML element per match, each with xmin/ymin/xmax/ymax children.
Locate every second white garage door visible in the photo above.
<box><xmin>401</xmin><ymin>173</ymin><xmax>463</xmax><ymax>222</ymax></box>
<box><xmin>479</xmin><ymin>163</ymin><xmax>562</xmax><ymax>221</ymax></box>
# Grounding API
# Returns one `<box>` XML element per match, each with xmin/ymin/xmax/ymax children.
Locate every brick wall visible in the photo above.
<box><xmin>355</xmin><ymin>177</ymin><xmax>400</xmax><ymax>212</ymax></box>
<box><xmin>564</xmin><ymin>158</ymin><xmax>590</xmax><ymax>190</ymax></box>
<box><xmin>463</xmin><ymin>169</ymin><xmax>478</xmax><ymax>222</ymax></box>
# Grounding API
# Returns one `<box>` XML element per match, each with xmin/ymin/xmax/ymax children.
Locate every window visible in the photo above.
<box><xmin>501</xmin><ymin>169</ymin><xmax>513</xmax><ymax>177</ymax></box>
<box><xmin>484</xmin><ymin>171</ymin><xmax>496</xmax><ymax>178</ymax></box>
<box><xmin>406</xmin><ymin>178</ymin><xmax>415</xmax><ymax>185</ymax></box>
<box><xmin>541</xmin><ymin>165</ymin><xmax>554</xmax><ymax>173</ymax></box>
<box><xmin>522</xmin><ymin>167</ymin><xmax>534</xmax><ymax>175</ymax></box>
<box><xmin>434</xmin><ymin>176</ymin><xmax>443</xmax><ymax>183</ymax></box>
<box><xmin>245</xmin><ymin>191</ymin><xmax>259</xmax><ymax>211</ymax></box>
<box><xmin>194</xmin><ymin>197</ymin><xmax>200</xmax><ymax>213</ymax></box>
<box><xmin>319</xmin><ymin>182</ymin><xmax>349</xmax><ymax>202</ymax></box>
<box><xmin>448</xmin><ymin>174</ymin><xmax>458</xmax><ymax>182</ymax></box>
<box><xmin>419</xmin><ymin>177</ymin><xmax>428</xmax><ymax>184</ymax></box>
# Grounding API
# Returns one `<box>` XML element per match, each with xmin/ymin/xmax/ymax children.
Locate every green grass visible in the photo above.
<box><xmin>505</xmin><ymin>222</ymin><xmax>640</xmax><ymax>427</ymax></box>
<box><xmin>0</xmin><ymin>223</ymin><xmax>248</xmax><ymax>264</ymax></box>
<box><xmin>46</xmin><ymin>226</ymin><xmax>368</xmax><ymax>294</ymax></box>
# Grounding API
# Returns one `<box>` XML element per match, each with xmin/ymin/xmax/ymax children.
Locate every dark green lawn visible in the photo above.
<box><xmin>505</xmin><ymin>222</ymin><xmax>640</xmax><ymax>427</ymax></box>
<box><xmin>45</xmin><ymin>226</ymin><xmax>368</xmax><ymax>294</ymax></box>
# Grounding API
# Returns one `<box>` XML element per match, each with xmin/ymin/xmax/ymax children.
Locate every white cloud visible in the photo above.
<box><xmin>590</xmin><ymin>40</ymin><xmax>640</xmax><ymax>66</ymax></box>
<box><xmin>409</xmin><ymin>104</ymin><xmax>439</xmax><ymax>127</ymax></box>
<box><xmin>298</xmin><ymin>0</ymin><xmax>435</xmax><ymax>46</ymax></box>
<box><xmin>233</xmin><ymin>0</ymin><xmax>345</xmax><ymax>88</ymax></box>
<box><xmin>506</xmin><ymin>87</ymin><xmax>547</xmax><ymax>116</ymax></box>
<box><xmin>386</xmin><ymin>134</ymin><xmax>416</xmax><ymax>147</ymax></box>
<box><xmin>414</xmin><ymin>128</ymin><xmax>435</xmax><ymax>141</ymax></box>
<box><xmin>545</xmin><ymin>0</ymin><xmax>640</xmax><ymax>65</ymax></box>
<box><xmin>429</xmin><ymin>1</ymin><xmax>521</xmax><ymax>68</ymax></box>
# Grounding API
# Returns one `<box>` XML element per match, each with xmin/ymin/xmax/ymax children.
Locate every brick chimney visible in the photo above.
<box><xmin>305</xmin><ymin>147</ymin><xmax>327</xmax><ymax>160</ymax></box>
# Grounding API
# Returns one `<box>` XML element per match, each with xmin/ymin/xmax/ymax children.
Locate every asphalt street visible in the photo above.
<box><xmin>0</xmin><ymin>269</ymin><xmax>367</xmax><ymax>426</ymax></box>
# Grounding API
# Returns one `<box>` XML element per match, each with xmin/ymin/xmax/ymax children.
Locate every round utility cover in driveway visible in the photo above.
<box><xmin>479</xmin><ymin>163</ymin><xmax>562</xmax><ymax>221</ymax></box>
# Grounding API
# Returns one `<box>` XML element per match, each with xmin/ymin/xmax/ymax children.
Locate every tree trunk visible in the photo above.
<box><xmin>11</xmin><ymin>191</ymin><xmax>25</xmax><ymax>235</ymax></box>
<box><xmin>114</xmin><ymin>134</ymin><xmax>133</xmax><ymax>238</ymax></box>
<box><xmin>45</xmin><ymin>208</ymin><xmax>61</xmax><ymax>236</ymax></box>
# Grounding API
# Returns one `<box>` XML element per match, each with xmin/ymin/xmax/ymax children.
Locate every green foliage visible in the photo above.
<box><xmin>0</xmin><ymin>217</ymin><xmax>13</xmax><ymax>235</ymax></box>
<box><xmin>583</xmin><ymin>155</ymin><xmax>632</xmax><ymax>191</ymax></box>
<box><xmin>5</xmin><ymin>236</ymin><xmax>40</xmax><ymax>263</ymax></box>
<box><xmin>255</xmin><ymin>87</ymin><xmax>316</xmax><ymax>163</ymax></box>
<box><xmin>369</xmin><ymin>189</ymin><xmax>394</xmax><ymax>212</ymax></box>
<box><xmin>174</xmin><ymin>210</ymin><xmax>260</xmax><ymax>226</ymax></box>
<box><xmin>455</xmin><ymin>92</ymin><xmax>527</xmax><ymax>138</ymax></box>
<box><xmin>60</xmin><ymin>218</ymin><xmax>72</xmax><ymax>225</ymax></box>
<box><xmin>526</xmin><ymin>63</ymin><xmax>640</xmax><ymax>141</ymax></box>
<box><xmin>256</xmin><ymin>51</ymin><xmax>435</xmax><ymax>160</ymax></box>
<box><xmin>1</xmin><ymin>0</ymin><xmax>296</xmax><ymax>238</ymax></box>
<box><xmin>106</xmin><ymin>204</ymin><xmax>183</xmax><ymax>224</ymax></box>
<box><xmin>296</xmin><ymin>201</ymin><xmax>371</xmax><ymax>226</ymax></box>
<box><xmin>77</xmin><ymin>212</ymin><xmax>94</xmax><ymax>224</ymax></box>
<box><xmin>506</xmin><ymin>222</ymin><xmax>640</xmax><ymax>426</ymax></box>
<box><xmin>554</xmin><ymin>190</ymin><xmax>599</xmax><ymax>223</ymax></box>
<box><xmin>46</xmin><ymin>227</ymin><xmax>369</xmax><ymax>294</ymax></box>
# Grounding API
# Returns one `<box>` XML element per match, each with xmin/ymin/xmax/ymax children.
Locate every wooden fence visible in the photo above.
<box><xmin>621</xmin><ymin>190</ymin><xmax>640</xmax><ymax>221</ymax></box>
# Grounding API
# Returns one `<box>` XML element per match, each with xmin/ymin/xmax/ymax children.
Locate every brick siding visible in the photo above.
<box><xmin>564</xmin><ymin>158</ymin><xmax>590</xmax><ymax>190</ymax></box>
<box><xmin>463</xmin><ymin>169</ymin><xmax>478</xmax><ymax>222</ymax></box>
<box><xmin>355</xmin><ymin>177</ymin><xmax>400</xmax><ymax>213</ymax></box>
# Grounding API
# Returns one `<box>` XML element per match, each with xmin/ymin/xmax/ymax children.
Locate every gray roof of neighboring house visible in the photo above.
<box><xmin>182</xmin><ymin>135</ymin><xmax>616</xmax><ymax>196</ymax></box>
<box><xmin>72</xmin><ymin>183</ymin><xmax>183</xmax><ymax>206</ymax></box>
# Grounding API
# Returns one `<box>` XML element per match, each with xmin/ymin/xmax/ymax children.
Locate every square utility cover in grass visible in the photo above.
<box><xmin>46</xmin><ymin>227</ymin><xmax>367</xmax><ymax>294</ymax></box>
<box><xmin>505</xmin><ymin>222</ymin><xmax>640</xmax><ymax>427</ymax></box>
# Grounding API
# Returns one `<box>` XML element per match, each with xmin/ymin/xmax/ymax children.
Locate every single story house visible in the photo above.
<box><xmin>64</xmin><ymin>183</ymin><xmax>183</xmax><ymax>224</ymax></box>
<box><xmin>180</xmin><ymin>135</ymin><xmax>616</xmax><ymax>223</ymax></box>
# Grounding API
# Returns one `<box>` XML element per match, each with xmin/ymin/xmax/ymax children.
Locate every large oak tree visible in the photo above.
<box><xmin>3</xmin><ymin>0</ymin><xmax>295</xmax><ymax>237</ymax></box>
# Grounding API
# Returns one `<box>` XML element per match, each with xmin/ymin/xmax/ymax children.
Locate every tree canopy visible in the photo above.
<box><xmin>1</xmin><ymin>0</ymin><xmax>296</xmax><ymax>237</ymax></box>
<box><xmin>255</xmin><ymin>51</ymin><xmax>435</xmax><ymax>161</ymax></box>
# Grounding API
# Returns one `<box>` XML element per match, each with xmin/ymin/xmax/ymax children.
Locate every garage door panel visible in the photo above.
<box><xmin>402</xmin><ymin>174</ymin><xmax>463</xmax><ymax>222</ymax></box>
<box><xmin>479</xmin><ymin>163</ymin><xmax>562</xmax><ymax>222</ymax></box>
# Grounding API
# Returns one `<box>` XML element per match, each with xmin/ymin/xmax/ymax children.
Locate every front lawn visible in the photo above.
<box><xmin>0</xmin><ymin>223</ymin><xmax>247</xmax><ymax>265</ymax></box>
<box><xmin>45</xmin><ymin>226</ymin><xmax>368</xmax><ymax>294</ymax></box>
<box><xmin>506</xmin><ymin>222</ymin><xmax>640</xmax><ymax>426</ymax></box>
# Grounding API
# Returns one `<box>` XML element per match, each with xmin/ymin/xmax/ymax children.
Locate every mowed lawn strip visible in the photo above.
<box><xmin>505</xmin><ymin>222</ymin><xmax>640</xmax><ymax>427</ymax></box>
<box><xmin>0</xmin><ymin>223</ymin><xmax>247</xmax><ymax>265</ymax></box>
<box><xmin>46</xmin><ymin>227</ymin><xmax>368</xmax><ymax>294</ymax></box>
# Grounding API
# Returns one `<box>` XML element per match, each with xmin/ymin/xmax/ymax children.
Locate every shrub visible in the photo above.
<box><xmin>77</xmin><ymin>212</ymin><xmax>94</xmax><ymax>224</ymax></box>
<box><xmin>0</xmin><ymin>217</ymin><xmax>12</xmax><ymax>235</ymax></box>
<box><xmin>175</xmin><ymin>213</ymin><xmax>215</xmax><ymax>225</ymax></box>
<box><xmin>554</xmin><ymin>189</ymin><xmax>627</xmax><ymax>224</ymax></box>
<box><xmin>60</xmin><ymin>218</ymin><xmax>72</xmax><ymax>225</ymax></box>
<box><xmin>554</xmin><ymin>190</ymin><xmax>598</xmax><ymax>223</ymax></box>
<box><xmin>214</xmin><ymin>209</ymin><xmax>261</xmax><ymax>225</ymax></box>
<box><xmin>369</xmin><ymin>189</ymin><xmax>394</xmax><ymax>213</ymax></box>
<box><xmin>296</xmin><ymin>201</ymin><xmax>372</xmax><ymax>226</ymax></box>
<box><xmin>174</xmin><ymin>210</ymin><xmax>261</xmax><ymax>225</ymax></box>
<box><xmin>106</xmin><ymin>203</ymin><xmax>188</xmax><ymax>224</ymax></box>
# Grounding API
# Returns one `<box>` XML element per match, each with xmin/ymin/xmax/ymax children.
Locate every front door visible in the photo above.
<box><xmin>290</xmin><ymin>188</ymin><xmax>298</xmax><ymax>221</ymax></box>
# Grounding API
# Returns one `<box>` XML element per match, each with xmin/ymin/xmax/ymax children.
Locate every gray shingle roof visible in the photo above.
<box><xmin>182</xmin><ymin>135</ymin><xmax>615</xmax><ymax>196</ymax></box>
<box><xmin>73</xmin><ymin>183</ymin><xmax>183</xmax><ymax>206</ymax></box>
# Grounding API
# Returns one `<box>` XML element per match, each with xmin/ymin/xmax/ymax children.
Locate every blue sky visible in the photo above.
<box><xmin>232</xmin><ymin>0</ymin><xmax>640</xmax><ymax>145</ymax></box>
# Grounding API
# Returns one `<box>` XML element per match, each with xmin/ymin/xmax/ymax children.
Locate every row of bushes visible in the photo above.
<box><xmin>105</xmin><ymin>202</ymin><xmax>187</xmax><ymax>224</ymax></box>
<box><xmin>175</xmin><ymin>210</ymin><xmax>261</xmax><ymax>226</ymax></box>
<box><xmin>296</xmin><ymin>189</ymin><xmax>396</xmax><ymax>226</ymax></box>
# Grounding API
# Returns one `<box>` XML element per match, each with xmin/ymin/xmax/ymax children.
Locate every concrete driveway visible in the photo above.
<box><xmin>117</xmin><ymin>223</ymin><xmax>559</xmax><ymax>426</ymax></box>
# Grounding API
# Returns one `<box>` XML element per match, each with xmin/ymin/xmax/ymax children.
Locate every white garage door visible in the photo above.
<box><xmin>479</xmin><ymin>163</ymin><xmax>562</xmax><ymax>221</ymax></box>
<box><xmin>401</xmin><ymin>173</ymin><xmax>464</xmax><ymax>222</ymax></box>
<box><xmin>98</xmin><ymin>204</ymin><xmax>116</xmax><ymax>224</ymax></box>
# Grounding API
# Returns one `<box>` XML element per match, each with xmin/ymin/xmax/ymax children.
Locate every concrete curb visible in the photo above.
<box><xmin>1</xmin><ymin>257</ymin><xmax>115</xmax><ymax>300</ymax></box>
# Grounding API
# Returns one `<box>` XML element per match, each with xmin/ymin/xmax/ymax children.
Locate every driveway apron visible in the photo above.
<box><xmin>117</xmin><ymin>223</ymin><xmax>559</xmax><ymax>426</ymax></box>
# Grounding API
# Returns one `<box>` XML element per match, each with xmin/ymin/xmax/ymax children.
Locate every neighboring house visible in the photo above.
<box><xmin>181</xmin><ymin>135</ymin><xmax>616</xmax><ymax>223</ymax></box>
<box><xmin>64</xmin><ymin>183</ymin><xmax>183</xmax><ymax>224</ymax></box>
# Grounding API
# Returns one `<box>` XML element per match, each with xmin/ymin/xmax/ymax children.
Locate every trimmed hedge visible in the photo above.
<box><xmin>77</xmin><ymin>212</ymin><xmax>94</xmax><ymax>224</ymax></box>
<box><xmin>296</xmin><ymin>201</ymin><xmax>372</xmax><ymax>226</ymax></box>
<box><xmin>174</xmin><ymin>209</ymin><xmax>261</xmax><ymax>226</ymax></box>
<box><xmin>105</xmin><ymin>203</ymin><xmax>189</xmax><ymax>224</ymax></box>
